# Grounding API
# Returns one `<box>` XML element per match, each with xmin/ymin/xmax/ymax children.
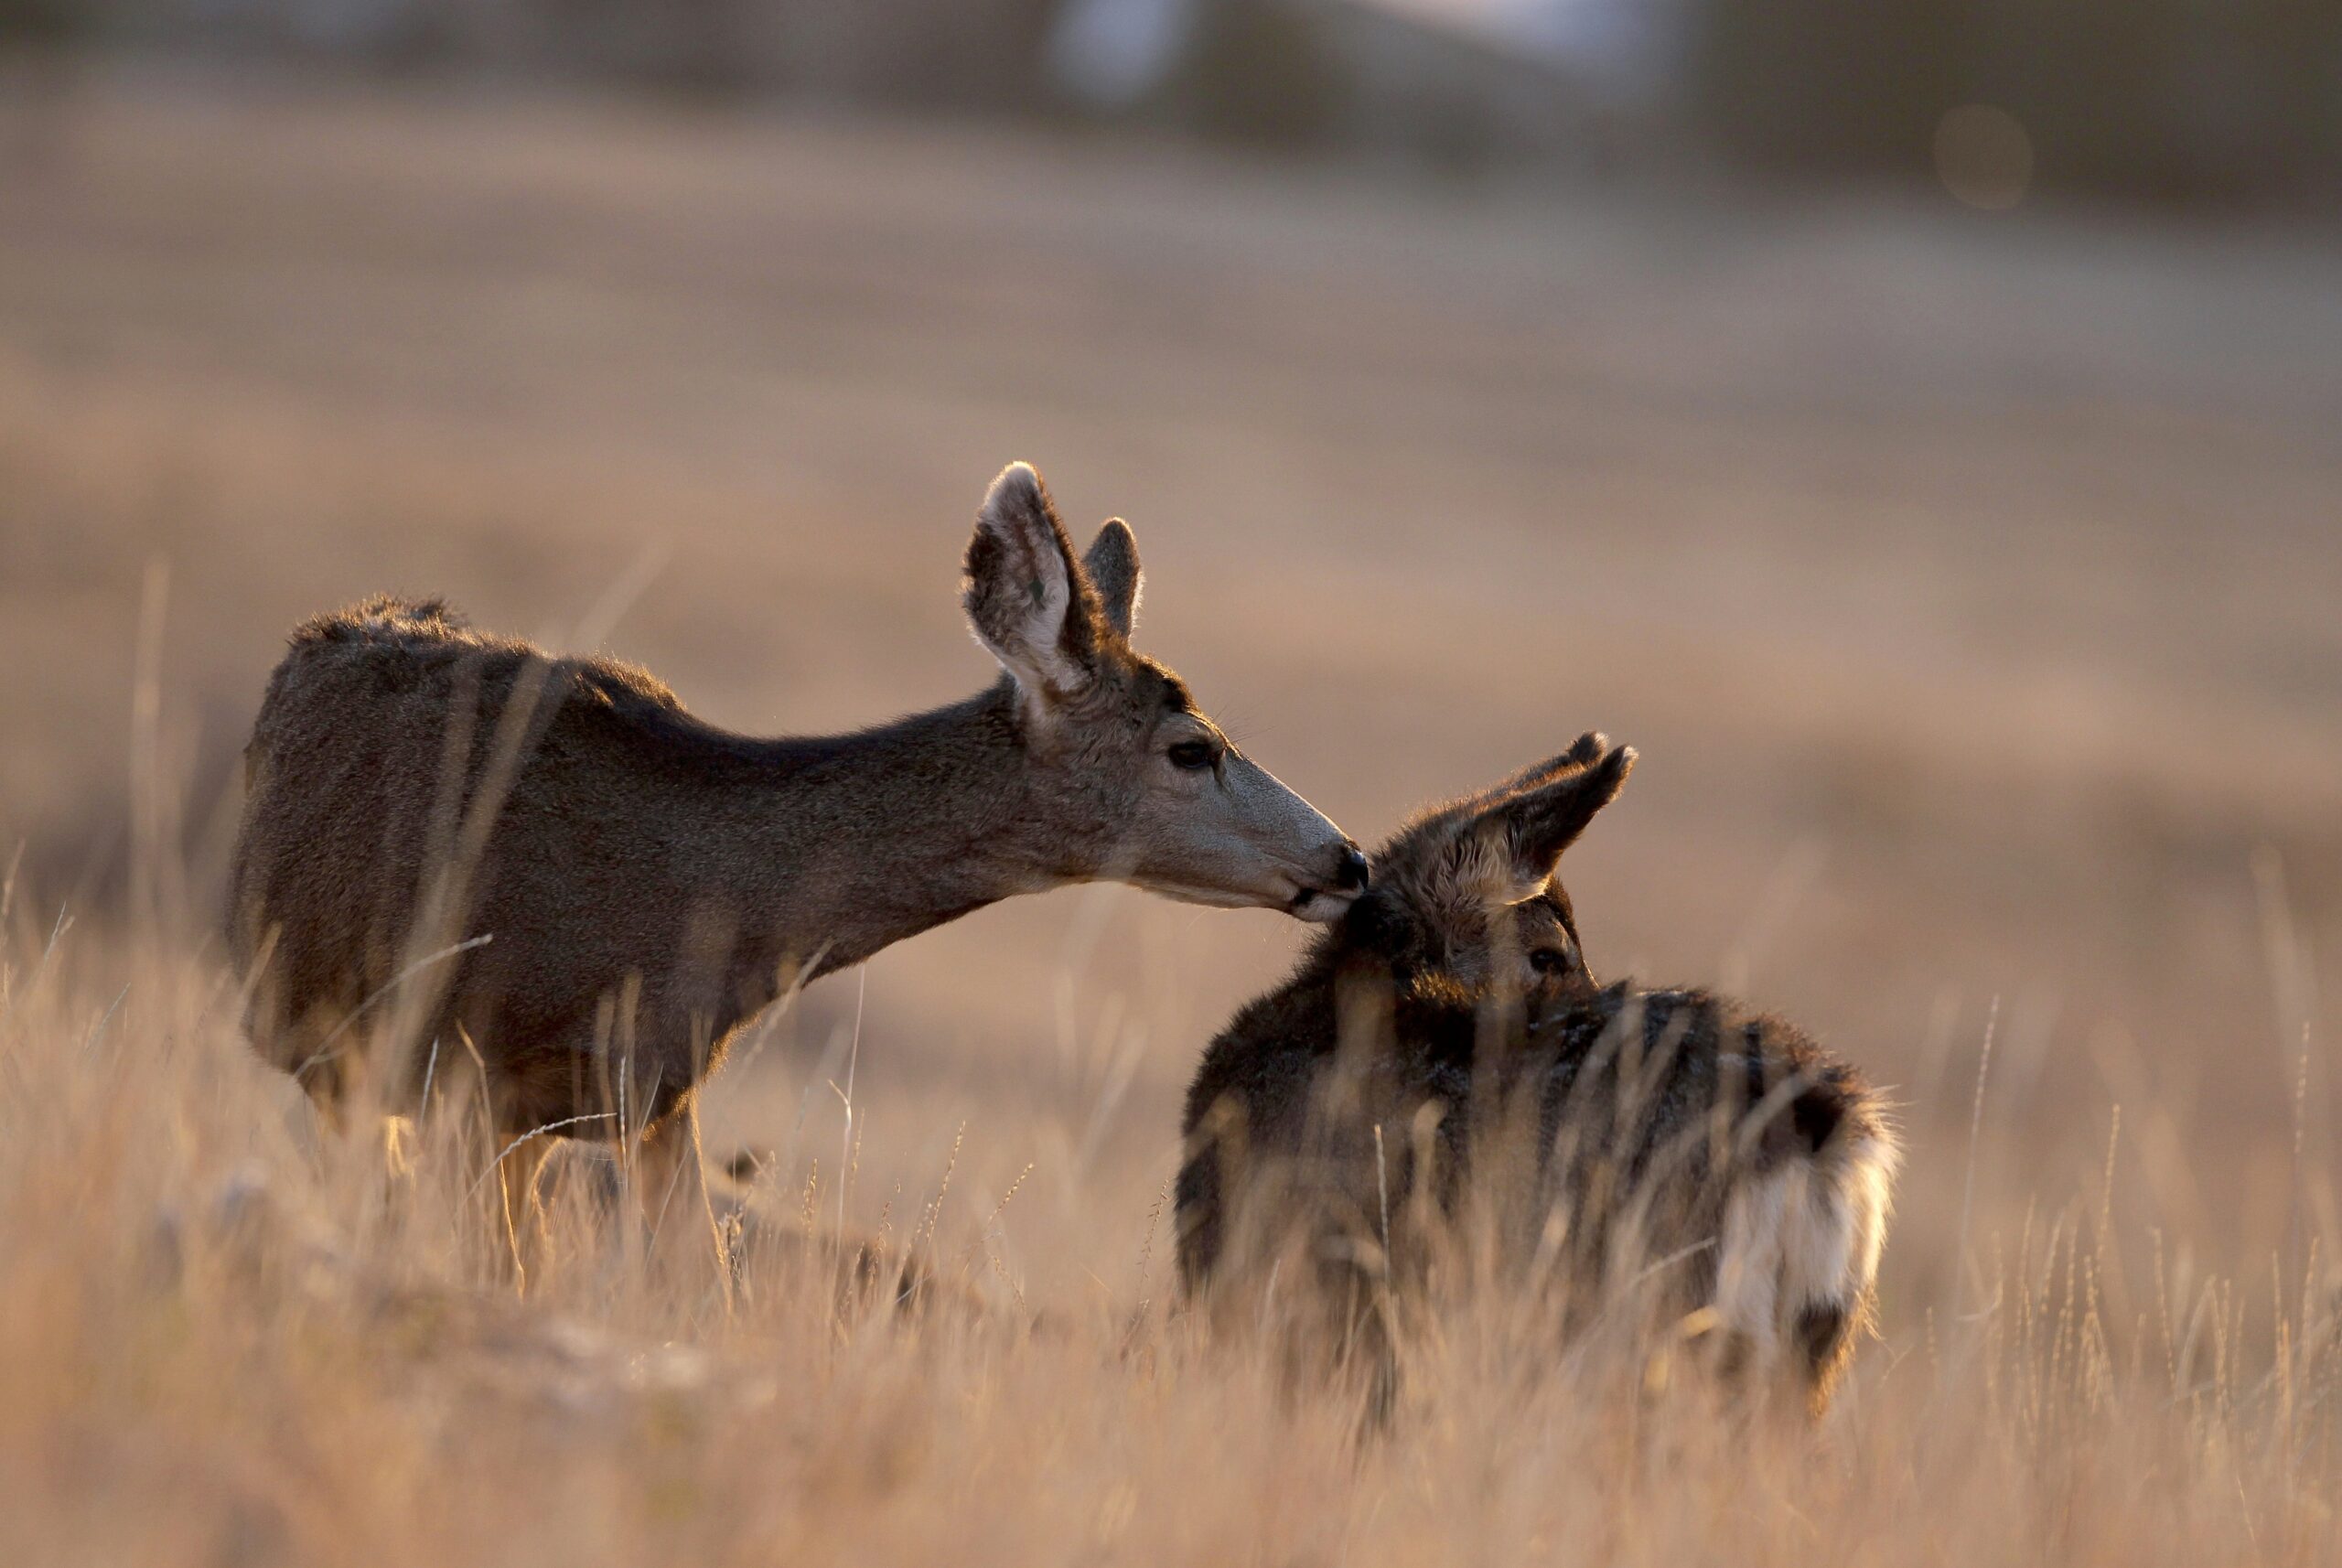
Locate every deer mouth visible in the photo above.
<box><xmin>1127</xmin><ymin>873</ymin><xmax>1359</xmax><ymax>920</ymax></box>
<box><xmin>1287</xmin><ymin>884</ymin><xmax>1361</xmax><ymax>923</ymax></box>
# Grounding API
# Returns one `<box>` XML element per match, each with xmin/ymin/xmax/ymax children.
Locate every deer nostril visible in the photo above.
<box><xmin>1333</xmin><ymin>844</ymin><xmax>1370</xmax><ymax>892</ymax></box>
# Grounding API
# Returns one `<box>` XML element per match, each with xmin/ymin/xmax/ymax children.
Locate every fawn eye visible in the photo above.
<box><xmin>1529</xmin><ymin>948</ymin><xmax>1572</xmax><ymax>976</ymax></box>
<box><xmin>1167</xmin><ymin>740</ymin><xmax>1218</xmax><ymax>771</ymax></box>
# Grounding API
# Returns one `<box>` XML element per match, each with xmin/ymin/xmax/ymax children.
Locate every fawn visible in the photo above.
<box><xmin>1176</xmin><ymin>736</ymin><xmax>1896</xmax><ymax>1414</ymax></box>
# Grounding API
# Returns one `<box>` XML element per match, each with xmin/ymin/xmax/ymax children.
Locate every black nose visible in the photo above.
<box><xmin>1333</xmin><ymin>843</ymin><xmax>1370</xmax><ymax>892</ymax></box>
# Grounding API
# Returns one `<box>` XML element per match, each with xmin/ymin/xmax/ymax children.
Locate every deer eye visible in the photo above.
<box><xmin>1167</xmin><ymin>740</ymin><xmax>1218</xmax><ymax>771</ymax></box>
<box><xmin>1529</xmin><ymin>948</ymin><xmax>1572</xmax><ymax>976</ymax></box>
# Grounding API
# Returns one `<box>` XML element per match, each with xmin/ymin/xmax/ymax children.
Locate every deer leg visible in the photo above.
<box><xmin>631</xmin><ymin>1103</ymin><xmax>732</xmax><ymax>1303</ymax></box>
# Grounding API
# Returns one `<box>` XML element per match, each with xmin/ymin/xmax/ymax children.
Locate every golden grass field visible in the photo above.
<box><xmin>4</xmin><ymin>61</ymin><xmax>2341</xmax><ymax>1565</ymax></box>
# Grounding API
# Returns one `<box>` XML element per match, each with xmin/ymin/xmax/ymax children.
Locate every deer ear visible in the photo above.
<box><xmin>963</xmin><ymin>462</ymin><xmax>1109</xmax><ymax>705</ymax></box>
<box><xmin>1477</xmin><ymin>741</ymin><xmax>1636</xmax><ymax>897</ymax></box>
<box><xmin>1083</xmin><ymin>519</ymin><xmax>1143</xmax><ymax>639</ymax></box>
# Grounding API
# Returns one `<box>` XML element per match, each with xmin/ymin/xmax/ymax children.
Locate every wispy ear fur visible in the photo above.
<box><xmin>963</xmin><ymin>462</ymin><xmax>1111</xmax><ymax>705</ymax></box>
<box><xmin>1083</xmin><ymin>519</ymin><xmax>1143</xmax><ymax>639</ymax></box>
<box><xmin>1483</xmin><ymin>729</ymin><xmax>1611</xmax><ymax>800</ymax></box>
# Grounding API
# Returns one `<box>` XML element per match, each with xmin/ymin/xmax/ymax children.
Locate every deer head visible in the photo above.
<box><xmin>1331</xmin><ymin>734</ymin><xmax>1635</xmax><ymax>1002</ymax></box>
<box><xmin>962</xmin><ymin>462</ymin><xmax>1368</xmax><ymax>920</ymax></box>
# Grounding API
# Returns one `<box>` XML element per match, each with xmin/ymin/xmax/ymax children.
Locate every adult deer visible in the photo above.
<box><xmin>230</xmin><ymin>461</ymin><xmax>1366</xmax><ymax>1270</ymax></box>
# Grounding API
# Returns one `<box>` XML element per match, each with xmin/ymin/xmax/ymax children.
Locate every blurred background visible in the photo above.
<box><xmin>12</xmin><ymin>0</ymin><xmax>2342</xmax><ymax>198</ymax></box>
<box><xmin>2</xmin><ymin>1</ymin><xmax>2337</xmax><ymax>1312</ymax></box>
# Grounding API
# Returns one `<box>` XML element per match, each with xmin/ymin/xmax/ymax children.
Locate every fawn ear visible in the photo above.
<box><xmin>964</xmin><ymin>462</ymin><xmax>1111</xmax><ymax>707</ymax></box>
<box><xmin>1477</xmin><ymin>741</ymin><xmax>1636</xmax><ymax>897</ymax></box>
<box><xmin>1083</xmin><ymin>519</ymin><xmax>1143</xmax><ymax>639</ymax></box>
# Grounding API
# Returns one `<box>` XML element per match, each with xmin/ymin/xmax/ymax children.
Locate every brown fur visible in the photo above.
<box><xmin>227</xmin><ymin>463</ymin><xmax>1365</xmax><ymax>1174</ymax></box>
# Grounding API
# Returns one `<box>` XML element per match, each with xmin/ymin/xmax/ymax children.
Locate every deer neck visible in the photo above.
<box><xmin>711</xmin><ymin>680</ymin><xmax>1078</xmax><ymax>983</ymax></box>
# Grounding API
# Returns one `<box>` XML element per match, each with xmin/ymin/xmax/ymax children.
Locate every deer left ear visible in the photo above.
<box><xmin>1481</xmin><ymin>741</ymin><xmax>1636</xmax><ymax>896</ymax></box>
<box><xmin>963</xmin><ymin>462</ymin><xmax>1110</xmax><ymax>707</ymax></box>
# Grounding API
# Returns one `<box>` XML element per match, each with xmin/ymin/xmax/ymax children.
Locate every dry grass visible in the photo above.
<box><xmin>2</xmin><ymin>61</ymin><xmax>2340</xmax><ymax>1564</ymax></box>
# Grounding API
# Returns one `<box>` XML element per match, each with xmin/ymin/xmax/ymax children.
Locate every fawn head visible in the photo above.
<box><xmin>962</xmin><ymin>462</ymin><xmax>1367</xmax><ymax>920</ymax></box>
<box><xmin>1333</xmin><ymin>734</ymin><xmax>1635</xmax><ymax>1003</ymax></box>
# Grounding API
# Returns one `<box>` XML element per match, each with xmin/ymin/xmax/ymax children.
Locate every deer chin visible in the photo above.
<box><xmin>1126</xmin><ymin>875</ymin><xmax>1358</xmax><ymax>920</ymax></box>
<box><xmin>1286</xmin><ymin>886</ymin><xmax>1359</xmax><ymax>924</ymax></box>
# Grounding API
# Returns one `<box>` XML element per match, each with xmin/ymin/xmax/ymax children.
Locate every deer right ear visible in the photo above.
<box><xmin>1083</xmin><ymin>518</ymin><xmax>1142</xmax><ymax>639</ymax></box>
<box><xmin>1478</xmin><ymin>741</ymin><xmax>1636</xmax><ymax>897</ymax></box>
<box><xmin>964</xmin><ymin>462</ymin><xmax>1109</xmax><ymax>708</ymax></box>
